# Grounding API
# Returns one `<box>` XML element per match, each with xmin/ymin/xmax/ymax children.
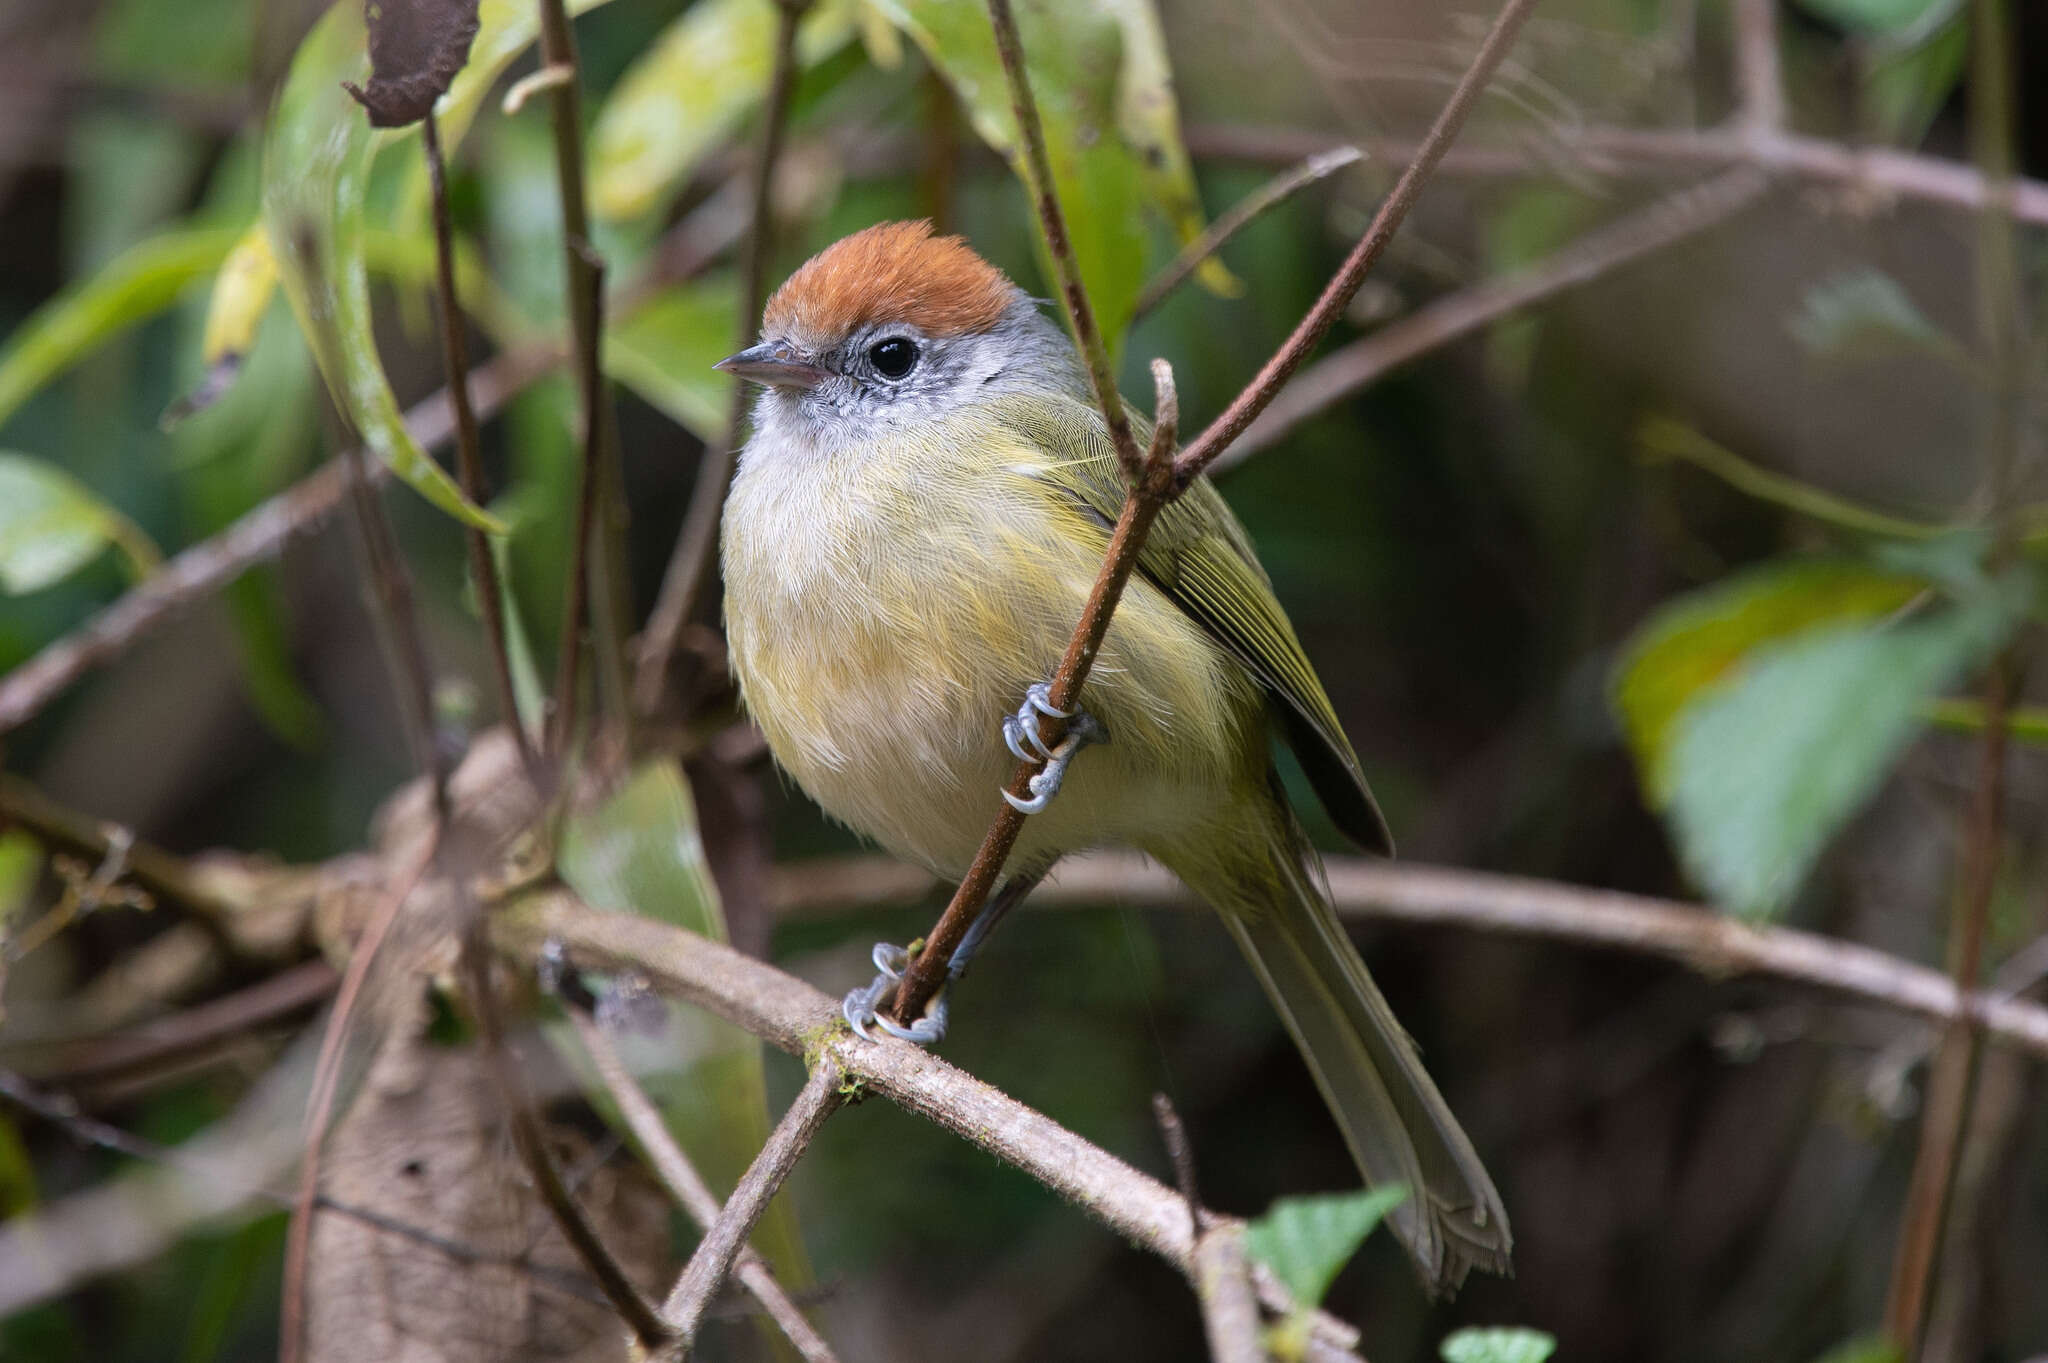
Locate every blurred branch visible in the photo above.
<box><xmin>491</xmin><ymin>889</ymin><xmax>1368</xmax><ymax>1363</ymax></box>
<box><xmin>1151</xmin><ymin>1093</ymin><xmax>1258</xmax><ymax>1363</ymax></box>
<box><xmin>1185</xmin><ymin>123</ymin><xmax>2048</xmax><ymax>228</ymax></box>
<box><xmin>891</xmin><ymin>0</ymin><xmax>1540</xmax><ymax>1032</ymax></box>
<box><xmin>1731</xmin><ymin>0</ymin><xmax>1785</xmax><ymax>138</ymax></box>
<box><xmin>652</xmin><ymin>1061</ymin><xmax>844</xmax><ymax>1358</ymax></box>
<box><xmin>562</xmin><ymin>1006</ymin><xmax>840</xmax><ymax>1363</ymax></box>
<box><xmin>636</xmin><ymin>0</ymin><xmax>814</xmax><ymax>719</ymax></box>
<box><xmin>773</xmin><ymin>851</ymin><xmax>2048</xmax><ymax>1061</ymax></box>
<box><xmin>538</xmin><ymin>0</ymin><xmax>632</xmax><ymax>756</ymax></box>
<box><xmin>1131</xmin><ymin>145</ymin><xmax>1365</xmax><ymax>323</ymax></box>
<box><xmin>422</xmin><ymin>111</ymin><xmax>540</xmax><ymax>784</ymax></box>
<box><xmin>1220</xmin><ymin>169</ymin><xmax>1769</xmax><ymax>468</ymax></box>
<box><xmin>0</xmin><ymin>776</ymin><xmax>237</xmax><ymax>925</ymax></box>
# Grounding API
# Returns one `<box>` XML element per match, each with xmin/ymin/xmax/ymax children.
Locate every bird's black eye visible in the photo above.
<box><xmin>868</xmin><ymin>336</ymin><xmax>918</xmax><ymax>379</ymax></box>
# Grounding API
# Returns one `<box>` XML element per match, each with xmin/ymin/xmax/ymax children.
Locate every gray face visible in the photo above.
<box><xmin>738</xmin><ymin>297</ymin><xmax>1087</xmax><ymax>453</ymax></box>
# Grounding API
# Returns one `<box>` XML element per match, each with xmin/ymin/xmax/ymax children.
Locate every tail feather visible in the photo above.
<box><xmin>1167</xmin><ymin>815</ymin><xmax>1512</xmax><ymax>1295</ymax></box>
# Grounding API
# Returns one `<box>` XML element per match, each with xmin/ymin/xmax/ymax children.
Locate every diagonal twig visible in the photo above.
<box><xmin>562</xmin><ymin>1004</ymin><xmax>839</xmax><ymax>1362</ymax></box>
<box><xmin>652</xmin><ymin>1059</ymin><xmax>846</xmax><ymax>1359</ymax></box>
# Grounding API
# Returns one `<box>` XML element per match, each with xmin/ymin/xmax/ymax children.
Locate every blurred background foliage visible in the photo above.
<box><xmin>1</xmin><ymin>0</ymin><xmax>2045</xmax><ymax>1359</ymax></box>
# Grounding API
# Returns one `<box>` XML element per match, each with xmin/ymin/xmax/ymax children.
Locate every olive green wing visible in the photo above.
<box><xmin>994</xmin><ymin>394</ymin><xmax>1393</xmax><ymax>855</ymax></box>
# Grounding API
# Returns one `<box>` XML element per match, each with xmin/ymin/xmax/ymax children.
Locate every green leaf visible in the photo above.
<box><xmin>0</xmin><ymin>227</ymin><xmax>238</xmax><ymax>431</ymax></box>
<box><xmin>607</xmin><ymin>277</ymin><xmax>743</xmax><ymax>440</ymax></box>
<box><xmin>1440</xmin><ymin>1327</ymin><xmax>1559</xmax><ymax>1363</ymax></box>
<box><xmin>1099</xmin><ymin>0</ymin><xmax>1238</xmax><ymax>297</ymax></box>
<box><xmin>261</xmin><ymin>0</ymin><xmax>502</xmax><ymax>532</ymax></box>
<box><xmin>0</xmin><ymin>453</ymin><xmax>160</xmax><ymax>594</ymax></box>
<box><xmin>1244</xmin><ymin>1185</ymin><xmax>1408</xmax><ymax>1310</ymax></box>
<box><xmin>558</xmin><ymin>759</ymin><xmax>722</xmax><ymax>931</ymax></box>
<box><xmin>1809</xmin><ymin>1337</ymin><xmax>1902</xmax><ymax>1363</ymax></box>
<box><xmin>588</xmin><ymin>0</ymin><xmax>859</xmax><ymax>222</ymax></box>
<box><xmin>1665</xmin><ymin>583</ymin><xmax>2025</xmax><ymax>918</ymax></box>
<box><xmin>418</xmin><ymin>0</ymin><xmax>617</xmax><ymax>154</ymax></box>
<box><xmin>1613</xmin><ymin>559</ymin><xmax>1926</xmax><ymax>804</ymax></box>
<box><xmin>1788</xmin><ymin>269</ymin><xmax>1967</xmax><ymax>369</ymax></box>
<box><xmin>1862</xmin><ymin>12</ymin><xmax>1966</xmax><ymax>143</ymax></box>
<box><xmin>1795</xmin><ymin>0</ymin><xmax>1945</xmax><ymax>33</ymax></box>
<box><xmin>0</xmin><ymin>829</ymin><xmax>41</xmax><ymax>931</ymax></box>
<box><xmin>872</xmin><ymin>0</ymin><xmax>1150</xmax><ymax>347</ymax></box>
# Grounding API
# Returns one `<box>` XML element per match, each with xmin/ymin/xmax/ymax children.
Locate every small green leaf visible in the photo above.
<box><xmin>1440</xmin><ymin>1327</ymin><xmax>1559</xmax><ymax>1363</ymax></box>
<box><xmin>872</xmin><ymin>0</ymin><xmax>1150</xmax><ymax>347</ymax></box>
<box><xmin>1788</xmin><ymin>269</ymin><xmax>1967</xmax><ymax>368</ymax></box>
<box><xmin>0</xmin><ymin>454</ymin><xmax>160</xmax><ymax>594</ymax></box>
<box><xmin>1809</xmin><ymin>1336</ymin><xmax>1902</xmax><ymax>1363</ymax></box>
<box><xmin>0</xmin><ymin>829</ymin><xmax>41</xmax><ymax>930</ymax></box>
<box><xmin>558</xmin><ymin>759</ymin><xmax>721</xmax><ymax>932</ymax></box>
<box><xmin>0</xmin><ymin>227</ymin><xmax>238</xmax><ymax>431</ymax></box>
<box><xmin>588</xmin><ymin>0</ymin><xmax>859</xmax><ymax>222</ymax></box>
<box><xmin>607</xmin><ymin>277</ymin><xmax>743</xmax><ymax>441</ymax></box>
<box><xmin>1862</xmin><ymin>13</ymin><xmax>1966</xmax><ymax>142</ymax></box>
<box><xmin>262</xmin><ymin>0</ymin><xmax>501</xmax><ymax>532</ymax></box>
<box><xmin>1613</xmin><ymin>560</ymin><xmax>1926</xmax><ymax>803</ymax></box>
<box><xmin>1665</xmin><ymin>583</ymin><xmax>2025</xmax><ymax>918</ymax></box>
<box><xmin>1244</xmin><ymin>1185</ymin><xmax>1408</xmax><ymax>1310</ymax></box>
<box><xmin>1795</xmin><ymin>0</ymin><xmax>1945</xmax><ymax>33</ymax></box>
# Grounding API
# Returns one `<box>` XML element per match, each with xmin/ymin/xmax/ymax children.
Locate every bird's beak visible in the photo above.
<box><xmin>715</xmin><ymin>339</ymin><xmax>829</xmax><ymax>390</ymax></box>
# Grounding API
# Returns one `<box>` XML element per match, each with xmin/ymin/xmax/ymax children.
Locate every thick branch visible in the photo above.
<box><xmin>490</xmin><ymin>890</ymin><xmax>1367</xmax><ymax>1362</ymax></box>
<box><xmin>775</xmin><ymin>851</ymin><xmax>2048</xmax><ymax>1061</ymax></box>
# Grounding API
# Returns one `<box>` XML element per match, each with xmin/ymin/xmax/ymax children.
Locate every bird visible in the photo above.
<box><xmin>716</xmin><ymin>219</ymin><xmax>1510</xmax><ymax>1293</ymax></box>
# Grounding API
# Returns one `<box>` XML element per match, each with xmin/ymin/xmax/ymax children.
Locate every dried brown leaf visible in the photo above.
<box><xmin>343</xmin><ymin>0</ymin><xmax>484</xmax><ymax>129</ymax></box>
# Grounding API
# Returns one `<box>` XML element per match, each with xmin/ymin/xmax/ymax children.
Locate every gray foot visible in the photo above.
<box><xmin>1000</xmin><ymin>682</ymin><xmax>1107</xmax><ymax>815</ymax></box>
<box><xmin>842</xmin><ymin>941</ymin><xmax>950</xmax><ymax>1045</ymax></box>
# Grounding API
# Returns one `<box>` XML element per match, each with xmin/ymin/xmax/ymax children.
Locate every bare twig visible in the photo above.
<box><xmin>561</xmin><ymin>1007</ymin><xmax>838</xmax><ymax>1362</ymax></box>
<box><xmin>0</xmin><ymin>776</ymin><xmax>238</xmax><ymax>926</ymax></box>
<box><xmin>892</xmin><ymin>0</ymin><xmax>1538</xmax><ymax>1028</ymax></box>
<box><xmin>1171</xmin><ymin>0</ymin><xmax>1543</xmax><ymax>485</ymax></box>
<box><xmin>490</xmin><ymin>890</ymin><xmax>1367</xmax><ymax>1362</ymax></box>
<box><xmin>279</xmin><ymin>829</ymin><xmax>438</xmax><ymax>1363</ymax></box>
<box><xmin>459</xmin><ymin>919</ymin><xmax>671</xmax><ymax>1346</ymax></box>
<box><xmin>1132</xmin><ymin>145</ymin><xmax>1364</xmax><ymax>322</ymax></box>
<box><xmin>1189</xmin><ymin>122</ymin><xmax>2048</xmax><ymax>227</ymax></box>
<box><xmin>537</xmin><ymin>0</ymin><xmax>631</xmax><ymax>756</ymax></box>
<box><xmin>635</xmin><ymin>0</ymin><xmax>815</xmax><ymax>717</ymax></box>
<box><xmin>1220</xmin><ymin>167</ymin><xmax>1769</xmax><ymax>468</ymax></box>
<box><xmin>1731</xmin><ymin>0</ymin><xmax>1785</xmax><ymax>138</ymax></box>
<box><xmin>422</xmin><ymin>111</ymin><xmax>540</xmax><ymax>783</ymax></box>
<box><xmin>653</xmin><ymin>1061</ymin><xmax>845</xmax><ymax>1358</ymax></box>
<box><xmin>1193</xmin><ymin>1225</ymin><xmax>1264</xmax><ymax>1363</ymax></box>
<box><xmin>776</xmin><ymin>851</ymin><xmax>2048</xmax><ymax>1060</ymax></box>
<box><xmin>1152</xmin><ymin>1092</ymin><xmax>1204</xmax><ymax>1235</ymax></box>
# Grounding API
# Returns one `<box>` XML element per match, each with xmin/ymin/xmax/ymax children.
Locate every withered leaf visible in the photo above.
<box><xmin>342</xmin><ymin>0</ymin><xmax>483</xmax><ymax>128</ymax></box>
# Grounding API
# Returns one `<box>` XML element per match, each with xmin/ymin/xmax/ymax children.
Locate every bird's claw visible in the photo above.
<box><xmin>1001</xmin><ymin>693</ymin><xmax>1107</xmax><ymax>816</ymax></box>
<box><xmin>841</xmin><ymin>940</ymin><xmax>950</xmax><ymax>1045</ymax></box>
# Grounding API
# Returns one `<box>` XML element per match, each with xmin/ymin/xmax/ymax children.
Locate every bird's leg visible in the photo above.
<box><xmin>841</xmin><ymin>867</ymin><xmax>1052</xmax><ymax>1045</ymax></box>
<box><xmin>1001</xmin><ymin>682</ymin><xmax>1108</xmax><ymax>815</ymax></box>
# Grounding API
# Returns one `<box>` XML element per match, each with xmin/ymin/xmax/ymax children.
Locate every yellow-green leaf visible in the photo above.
<box><xmin>0</xmin><ymin>453</ymin><xmax>160</xmax><ymax>594</ymax></box>
<box><xmin>1612</xmin><ymin>560</ymin><xmax>1926</xmax><ymax>804</ymax></box>
<box><xmin>606</xmin><ymin>276</ymin><xmax>741</xmax><ymax>441</ymax></box>
<box><xmin>261</xmin><ymin>0</ymin><xmax>501</xmax><ymax>532</ymax></box>
<box><xmin>589</xmin><ymin>0</ymin><xmax>859</xmax><ymax>222</ymax></box>
<box><xmin>0</xmin><ymin>227</ymin><xmax>238</xmax><ymax>431</ymax></box>
<box><xmin>872</xmin><ymin>0</ymin><xmax>1150</xmax><ymax>347</ymax></box>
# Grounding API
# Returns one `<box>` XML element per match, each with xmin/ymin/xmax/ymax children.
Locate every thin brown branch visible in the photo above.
<box><xmin>635</xmin><ymin>0</ymin><xmax>815</xmax><ymax>717</ymax></box>
<box><xmin>562</xmin><ymin>1006</ymin><xmax>839</xmax><ymax>1363</ymax></box>
<box><xmin>0</xmin><ymin>776</ymin><xmax>238</xmax><ymax>927</ymax></box>
<box><xmin>459</xmin><ymin>919</ymin><xmax>671</xmax><ymax>1346</ymax></box>
<box><xmin>422</xmin><ymin>111</ymin><xmax>541</xmax><ymax>784</ymax></box>
<box><xmin>1186</xmin><ymin>122</ymin><xmax>2048</xmax><ymax>228</ymax></box>
<box><xmin>778</xmin><ymin>850</ymin><xmax>2048</xmax><ymax>1060</ymax></box>
<box><xmin>889</xmin><ymin>360</ymin><xmax>1178</xmax><ymax>1028</ymax></box>
<box><xmin>1151</xmin><ymin>1092</ymin><xmax>1204</xmax><ymax>1235</ymax></box>
<box><xmin>538</xmin><ymin>0</ymin><xmax>630</xmax><ymax>756</ymax></box>
<box><xmin>1731</xmin><ymin>0</ymin><xmax>1785</xmax><ymax>137</ymax></box>
<box><xmin>652</xmin><ymin>1061</ymin><xmax>845</xmax><ymax>1359</ymax></box>
<box><xmin>1219</xmin><ymin>166</ymin><xmax>1770</xmax><ymax>468</ymax></box>
<box><xmin>490</xmin><ymin>889</ymin><xmax>1367</xmax><ymax>1363</ymax></box>
<box><xmin>279</xmin><ymin>828</ymin><xmax>438</xmax><ymax>1363</ymax></box>
<box><xmin>340</xmin><ymin>441</ymin><xmax>450</xmax><ymax>817</ymax></box>
<box><xmin>985</xmin><ymin>0</ymin><xmax>1145</xmax><ymax>480</ymax></box>
<box><xmin>1132</xmin><ymin>145</ymin><xmax>1364</xmax><ymax>322</ymax></box>
<box><xmin>1171</xmin><ymin>0</ymin><xmax>1543</xmax><ymax>485</ymax></box>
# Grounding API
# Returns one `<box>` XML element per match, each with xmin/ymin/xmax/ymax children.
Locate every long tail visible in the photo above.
<box><xmin>1162</xmin><ymin>808</ymin><xmax>1512</xmax><ymax>1295</ymax></box>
